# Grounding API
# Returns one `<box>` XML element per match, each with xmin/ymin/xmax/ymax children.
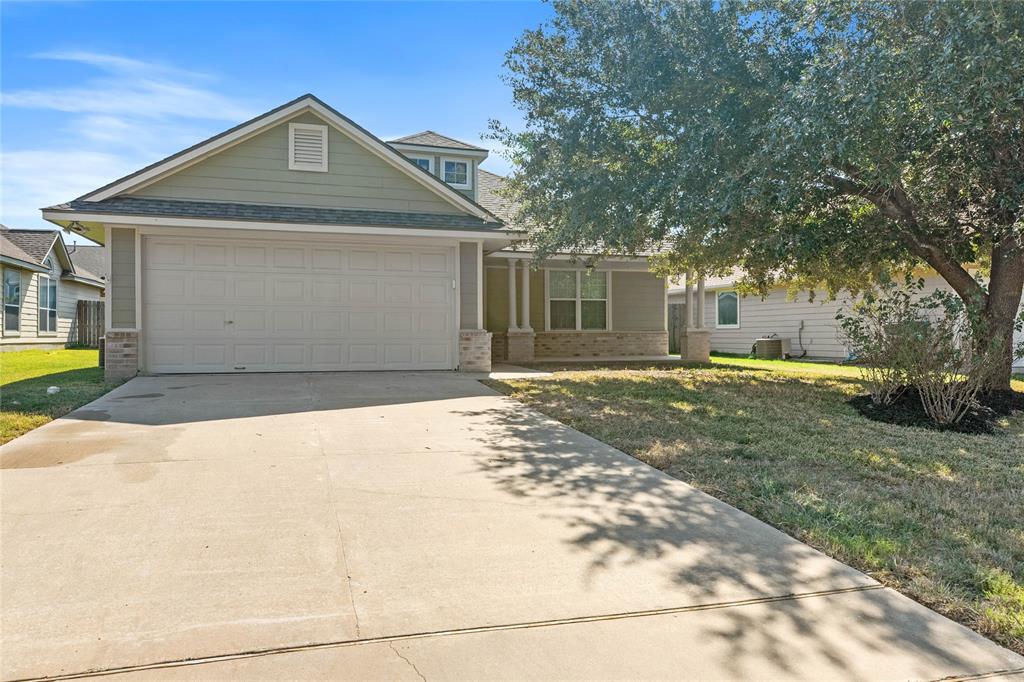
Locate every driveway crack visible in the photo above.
<box><xmin>389</xmin><ymin>642</ymin><xmax>427</xmax><ymax>681</ymax></box>
<box><xmin>308</xmin><ymin>374</ymin><xmax>363</xmax><ymax>639</ymax></box>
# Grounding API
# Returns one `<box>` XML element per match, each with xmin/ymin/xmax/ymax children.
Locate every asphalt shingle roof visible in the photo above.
<box><xmin>48</xmin><ymin>197</ymin><xmax>512</xmax><ymax>233</ymax></box>
<box><xmin>1</xmin><ymin>227</ymin><xmax>59</xmax><ymax>265</ymax></box>
<box><xmin>388</xmin><ymin>131</ymin><xmax>487</xmax><ymax>152</ymax></box>
<box><xmin>67</xmin><ymin>245</ymin><xmax>106</xmax><ymax>280</ymax></box>
<box><xmin>477</xmin><ymin>169</ymin><xmax>520</xmax><ymax>227</ymax></box>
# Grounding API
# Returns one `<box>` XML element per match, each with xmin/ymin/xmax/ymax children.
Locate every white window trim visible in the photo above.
<box><xmin>3</xmin><ymin>268</ymin><xmax>21</xmax><ymax>336</ymax></box>
<box><xmin>38</xmin><ymin>272</ymin><xmax>58</xmax><ymax>335</ymax></box>
<box><xmin>408</xmin><ymin>156</ymin><xmax>433</xmax><ymax>173</ymax></box>
<box><xmin>543</xmin><ymin>268</ymin><xmax>611</xmax><ymax>332</ymax></box>
<box><xmin>715</xmin><ymin>290</ymin><xmax>740</xmax><ymax>329</ymax></box>
<box><xmin>288</xmin><ymin>122</ymin><xmax>329</xmax><ymax>172</ymax></box>
<box><xmin>442</xmin><ymin>157</ymin><xmax>472</xmax><ymax>189</ymax></box>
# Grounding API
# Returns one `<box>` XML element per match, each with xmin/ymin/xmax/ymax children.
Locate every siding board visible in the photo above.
<box><xmin>133</xmin><ymin>112</ymin><xmax>458</xmax><ymax>215</ymax></box>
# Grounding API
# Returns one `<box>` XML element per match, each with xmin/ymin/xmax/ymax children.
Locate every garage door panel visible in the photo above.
<box><xmin>143</xmin><ymin>236</ymin><xmax>456</xmax><ymax>373</ymax></box>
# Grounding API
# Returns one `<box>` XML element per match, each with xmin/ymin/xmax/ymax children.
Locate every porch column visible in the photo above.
<box><xmin>696</xmin><ymin>277</ymin><xmax>706</xmax><ymax>329</ymax></box>
<box><xmin>507</xmin><ymin>259</ymin><xmax>518</xmax><ymax>330</ymax></box>
<box><xmin>520</xmin><ymin>261</ymin><xmax>532</xmax><ymax>331</ymax></box>
<box><xmin>683</xmin><ymin>271</ymin><xmax>693</xmax><ymax>330</ymax></box>
<box><xmin>682</xmin><ymin>271</ymin><xmax>711</xmax><ymax>363</ymax></box>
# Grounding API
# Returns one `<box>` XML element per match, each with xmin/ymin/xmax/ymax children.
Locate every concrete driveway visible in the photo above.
<box><xmin>1</xmin><ymin>372</ymin><xmax>1021</xmax><ymax>681</ymax></box>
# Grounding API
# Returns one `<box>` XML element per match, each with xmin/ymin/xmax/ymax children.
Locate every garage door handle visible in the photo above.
<box><xmin>226</xmin><ymin>320</ymin><xmax>234</xmax><ymax>324</ymax></box>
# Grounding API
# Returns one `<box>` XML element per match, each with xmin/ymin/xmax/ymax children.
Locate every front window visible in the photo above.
<box><xmin>717</xmin><ymin>291</ymin><xmax>739</xmax><ymax>328</ymax></box>
<box><xmin>409</xmin><ymin>157</ymin><xmax>432</xmax><ymax>172</ymax></box>
<box><xmin>548</xmin><ymin>270</ymin><xmax>609</xmax><ymax>331</ymax></box>
<box><xmin>443</xmin><ymin>159</ymin><xmax>470</xmax><ymax>187</ymax></box>
<box><xmin>3</xmin><ymin>269</ymin><xmax>20</xmax><ymax>332</ymax></box>
<box><xmin>38</xmin><ymin>275</ymin><xmax>57</xmax><ymax>333</ymax></box>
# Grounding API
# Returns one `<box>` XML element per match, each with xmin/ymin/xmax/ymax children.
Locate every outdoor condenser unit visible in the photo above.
<box><xmin>755</xmin><ymin>337</ymin><xmax>792</xmax><ymax>359</ymax></box>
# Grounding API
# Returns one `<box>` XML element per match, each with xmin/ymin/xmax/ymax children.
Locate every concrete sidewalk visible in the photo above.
<box><xmin>1</xmin><ymin>372</ymin><xmax>1021</xmax><ymax>680</ymax></box>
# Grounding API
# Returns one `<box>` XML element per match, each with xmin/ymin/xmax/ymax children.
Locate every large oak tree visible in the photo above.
<box><xmin>493</xmin><ymin>0</ymin><xmax>1024</xmax><ymax>387</ymax></box>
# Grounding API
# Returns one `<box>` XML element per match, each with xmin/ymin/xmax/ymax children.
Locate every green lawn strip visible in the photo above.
<box><xmin>1</xmin><ymin>349</ymin><xmax>120</xmax><ymax>444</ymax></box>
<box><xmin>484</xmin><ymin>361</ymin><xmax>1023</xmax><ymax>654</ymax></box>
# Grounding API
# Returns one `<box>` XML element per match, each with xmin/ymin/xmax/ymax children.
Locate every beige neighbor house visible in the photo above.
<box><xmin>42</xmin><ymin>94</ymin><xmax>671</xmax><ymax>380</ymax></box>
<box><xmin>1</xmin><ymin>227</ymin><xmax>105</xmax><ymax>351</ymax></box>
<box><xmin>668</xmin><ymin>274</ymin><xmax>1024</xmax><ymax>371</ymax></box>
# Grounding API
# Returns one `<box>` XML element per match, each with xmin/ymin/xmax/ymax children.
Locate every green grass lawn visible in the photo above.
<box><xmin>1</xmin><ymin>349</ymin><xmax>119</xmax><ymax>444</ymax></box>
<box><xmin>487</xmin><ymin>357</ymin><xmax>1024</xmax><ymax>654</ymax></box>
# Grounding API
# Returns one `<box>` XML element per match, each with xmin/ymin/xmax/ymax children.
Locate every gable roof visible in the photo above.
<box><xmin>2</xmin><ymin>227</ymin><xmax>59</xmax><ymax>265</ymax></box>
<box><xmin>0</xmin><ymin>227</ymin><xmax>103</xmax><ymax>286</ymax></box>
<box><xmin>477</xmin><ymin>169</ymin><xmax>519</xmax><ymax>226</ymax></box>
<box><xmin>65</xmin><ymin>94</ymin><xmax>498</xmax><ymax>223</ymax></box>
<box><xmin>388</xmin><ymin>131</ymin><xmax>487</xmax><ymax>152</ymax></box>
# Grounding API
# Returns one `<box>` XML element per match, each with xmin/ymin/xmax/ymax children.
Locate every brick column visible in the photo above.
<box><xmin>459</xmin><ymin>329</ymin><xmax>492</xmax><ymax>372</ymax></box>
<box><xmin>104</xmin><ymin>330</ymin><xmax>139</xmax><ymax>381</ymax></box>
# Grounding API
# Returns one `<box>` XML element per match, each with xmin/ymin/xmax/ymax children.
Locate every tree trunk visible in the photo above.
<box><xmin>980</xmin><ymin>243</ymin><xmax>1024</xmax><ymax>391</ymax></box>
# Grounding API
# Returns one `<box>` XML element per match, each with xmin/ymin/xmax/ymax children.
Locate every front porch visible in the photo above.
<box><xmin>480</xmin><ymin>255</ymin><xmax>674</xmax><ymax>364</ymax></box>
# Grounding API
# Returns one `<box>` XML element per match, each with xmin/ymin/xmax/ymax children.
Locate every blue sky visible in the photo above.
<box><xmin>0</xmin><ymin>1</ymin><xmax>553</xmax><ymax>239</ymax></box>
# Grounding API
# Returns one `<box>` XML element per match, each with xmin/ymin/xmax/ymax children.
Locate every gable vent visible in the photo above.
<box><xmin>289</xmin><ymin>123</ymin><xmax>328</xmax><ymax>172</ymax></box>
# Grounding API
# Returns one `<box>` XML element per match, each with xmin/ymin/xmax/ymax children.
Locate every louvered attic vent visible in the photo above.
<box><xmin>288</xmin><ymin>123</ymin><xmax>328</xmax><ymax>172</ymax></box>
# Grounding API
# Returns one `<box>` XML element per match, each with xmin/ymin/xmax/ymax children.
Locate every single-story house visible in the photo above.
<box><xmin>668</xmin><ymin>274</ymin><xmax>1024</xmax><ymax>370</ymax></box>
<box><xmin>42</xmin><ymin>94</ymin><xmax>670</xmax><ymax>379</ymax></box>
<box><xmin>1</xmin><ymin>227</ymin><xmax>105</xmax><ymax>351</ymax></box>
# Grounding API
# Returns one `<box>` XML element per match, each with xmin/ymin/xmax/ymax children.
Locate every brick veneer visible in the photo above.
<box><xmin>459</xmin><ymin>329</ymin><xmax>492</xmax><ymax>372</ymax></box>
<box><xmin>506</xmin><ymin>330</ymin><xmax>536</xmax><ymax>363</ymax></box>
<box><xmin>104</xmin><ymin>330</ymin><xmax>139</xmax><ymax>381</ymax></box>
<box><xmin>534</xmin><ymin>331</ymin><xmax>668</xmax><ymax>358</ymax></box>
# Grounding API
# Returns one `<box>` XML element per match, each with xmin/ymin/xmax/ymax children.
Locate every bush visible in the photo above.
<box><xmin>839</xmin><ymin>278</ymin><xmax>1003</xmax><ymax>426</ymax></box>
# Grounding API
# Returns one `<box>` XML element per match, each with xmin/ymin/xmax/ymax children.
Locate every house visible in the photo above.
<box><xmin>1</xmin><ymin>227</ymin><xmax>105</xmax><ymax>351</ymax></box>
<box><xmin>668</xmin><ymin>274</ymin><xmax>1024</xmax><ymax>370</ymax></box>
<box><xmin>42</xmin><ymin>94</ymin><xmax>671</xmax><ymax>379</ymax></box>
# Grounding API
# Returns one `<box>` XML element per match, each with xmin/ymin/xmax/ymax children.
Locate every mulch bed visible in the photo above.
<box><xmin>849</xmin><ymin>386</ymin><xmax>1024</xmax><ymax>434</ymax></box>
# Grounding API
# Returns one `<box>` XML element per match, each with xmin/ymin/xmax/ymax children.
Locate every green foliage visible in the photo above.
<box><xmin>838</xmin><ymin>278</ymin><xmax>1005</xmax><ymax>424</ymax></box>
<box><xmin>492</xmin><ymin>0</ymin><xmax>1024</xmax><ymax>296</ymax></box>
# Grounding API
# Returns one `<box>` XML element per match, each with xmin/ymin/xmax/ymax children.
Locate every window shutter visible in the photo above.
<box><xmin>289</xmin><ymin>123</ymin><xmax>328</xmax><ymax>172</ymax></box>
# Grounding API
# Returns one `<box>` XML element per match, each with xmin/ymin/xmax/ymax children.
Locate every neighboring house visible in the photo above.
<box><xmin>668</xmin><ymin>274</ymin><xmax>1024</xmax><ymax>370</ymax></box>
<box><xmin>1</xmin><ymin>227</ymin><xmax>105</xmax><ymax>351</ymax></box>
<box><xmin>42</xmin><ymin>94</ymin><xmax>669</xmax><ymax>379</ymax></box>
<box><xmin>65</xmin><ymin>244</ymin><xmax>107</xmax><ymax>282</ymax></box>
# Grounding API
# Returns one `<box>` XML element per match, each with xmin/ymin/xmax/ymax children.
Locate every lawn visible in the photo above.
<box><xmin>486</xmin><ymin>356</ymin><xmax>1024</xmax><ymax>654</ymax></box>
<box><xmin>1</xmin><ymin>349</ymin><xmax>119</xmax><ymax>444</ymax></box>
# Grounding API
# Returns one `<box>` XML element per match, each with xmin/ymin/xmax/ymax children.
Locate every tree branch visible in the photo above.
<box><xmin>824</xmin><ymin>174</ymin><xmax>986</xmax><ymax>303</ymax></box>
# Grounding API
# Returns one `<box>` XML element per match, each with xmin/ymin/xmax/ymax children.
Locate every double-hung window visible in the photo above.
<box><xmin>3</xmin><ymin>269</ymin><xmax>20</xmax><ymax>333</ymax></box>
<box><xmin>38</xmin><ymin>274</ymin><xmax>57</xmax><ymax>333</ymax></box>
<box><xmin>443</xmin><ymin>159</ymin><xmax>470</xmax><ymax>188</ymax></box>
<box><xmin>547</xmin><ymin>270</ymin><xmax>608</xmax><ymax>331</ymax></box>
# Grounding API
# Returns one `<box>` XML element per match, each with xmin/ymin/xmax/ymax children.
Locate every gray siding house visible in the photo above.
<box><xmin>42</xmin><ymin>94</ymin><xmax>671</xmax><ymax>379</ymax></box>
<box><xmin>1</xmin><ymin>228</ymin><xmax>104</xmax><ymax>351</ymax></box>
<box><xmin>668</xmin><ymin>274</ymin><xmax>1024</xmax><ymax>370</ymax></box>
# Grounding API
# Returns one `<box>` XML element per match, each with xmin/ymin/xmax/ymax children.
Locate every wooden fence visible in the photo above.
<box><xmin>75</xmin><ymin>300</ymin><xmax>104</xmax><ymax>348</ymax></box>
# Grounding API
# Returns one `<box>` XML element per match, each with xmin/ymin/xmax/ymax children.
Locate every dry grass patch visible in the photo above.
<box><xmin>486</xmin><ymin>358</ymin><xmax>1023</xmax><ymax>653</ymax></box>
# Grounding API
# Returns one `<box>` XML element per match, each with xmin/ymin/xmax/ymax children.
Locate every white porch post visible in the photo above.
<box><xmin>507</xmin><ymin>259</ymin><xmax>518</xmax><ymax>330</ymax></box>
<box><xmin>696</xmin><ymin>277</ymin><xmax>706</xmax><ymax>329</ymax></box>
<box><xmin>683</xmin><ymin>270</ymin><xmax>693</xmax><ymax>330</ymax></box>
<box><xmin>520</xmin><ymin>261</ymin><xmax>532</xmax><ymax>331</ymax></box>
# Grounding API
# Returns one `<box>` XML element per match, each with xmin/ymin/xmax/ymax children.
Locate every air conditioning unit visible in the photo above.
<box><xmin>755</xmin><ymin>337</ymin><xmax>792</xmax><ymax>359</ymax></box>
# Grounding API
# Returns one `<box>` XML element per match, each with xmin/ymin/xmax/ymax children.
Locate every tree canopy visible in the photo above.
<box><xmin>492</xmin><ymin>0</ymin><xmax>1024</xmax><ymax>382</ymax></box>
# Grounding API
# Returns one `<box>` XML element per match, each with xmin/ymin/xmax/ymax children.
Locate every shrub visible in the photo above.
<box><xmin>839</xmin><ymin>277</ymin><xmax>1004</xmax><ymax>426</ymax></box>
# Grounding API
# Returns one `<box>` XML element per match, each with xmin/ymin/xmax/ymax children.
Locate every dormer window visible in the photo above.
<box><xmin>443</xmin><ymin>159</ymin><xmax>471</xmax><ymax>189</ymax></box>
<box><xmin>409</xmin><ymin>157</ymin><xmax>432</xmax><ymax>173</ymax></box>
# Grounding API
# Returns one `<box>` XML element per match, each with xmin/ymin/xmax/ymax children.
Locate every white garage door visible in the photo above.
<box><xmin>142</xmin><ymin>235</ymin><xmax>456</xmax><ymax>373</ymax></box>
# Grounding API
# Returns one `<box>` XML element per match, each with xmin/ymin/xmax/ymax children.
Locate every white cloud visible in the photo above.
<box><xmin>1</xmin><ymin>51</ymin><xmax>258</xmax><ymax>229</ymax></box>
